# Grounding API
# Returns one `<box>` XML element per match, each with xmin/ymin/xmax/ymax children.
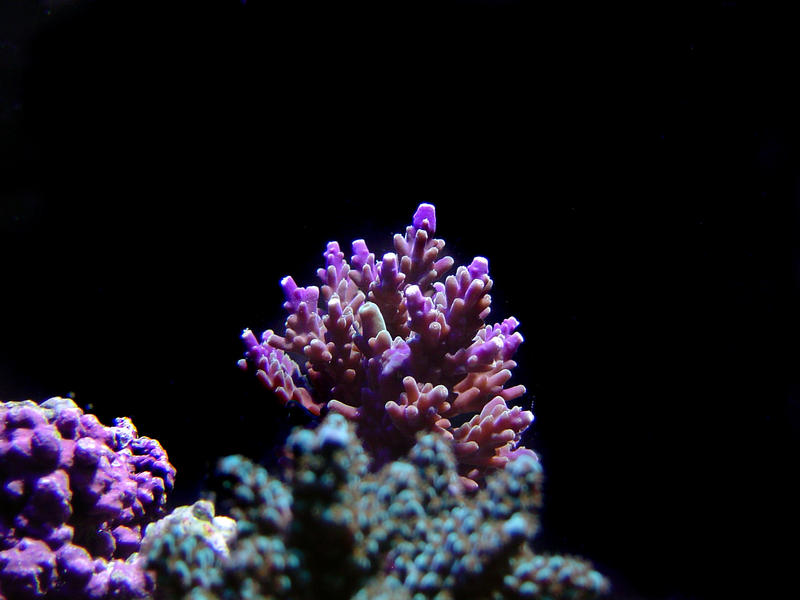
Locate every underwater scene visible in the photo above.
<box><xmin>1</xmin><ymin>1</ymin><xmax>795</xmax><ymax>599</ymax></box>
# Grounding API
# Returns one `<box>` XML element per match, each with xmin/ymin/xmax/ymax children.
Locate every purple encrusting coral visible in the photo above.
<box><xmin>0</xmin><ymin>397</ymin><xmax>175</xmax><ymax>599</ymax></box>
<box><xmin>240</xmin><ymin>203</ymin><xmax>534</xmax><ymax>490</ymax></box>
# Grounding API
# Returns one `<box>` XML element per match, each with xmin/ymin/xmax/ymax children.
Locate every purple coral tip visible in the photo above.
<box><xmin>280</xmin><ymin>275</ymin><xmax>297</xmax><ymax>296</ymax></box>
<box><xmin>412</xmin><ymin>203</ymin><xmax>437</xmax><ymax>233</ymax></box>
<box><xmin>468</xmin><ymin>256</ymin><xmax>489</xmax><ymax>279</ymax></box>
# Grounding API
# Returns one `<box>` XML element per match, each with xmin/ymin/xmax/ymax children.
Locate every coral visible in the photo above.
<box><xmin>0</xmin><ymin>397</ymin><xmax>175</xmax><ymax>599</ymax></box>
<box><xmin>137</xmin><ymin>500</ymin><xmax>237</xmax><ymax>598</ymax></box>
<box><xmin>240</xmin><ymin>203</ymin><xmax>534</xmax><ymax>490</ymax></box>
<box><xmin>0</xmin><ymin>202</ymin><xmax>609</xmax><ymax>599</ymax></box>
<box><xmin>140</xmin><ymin>412</ymin><xmax>609</xmax><ymax>599</ymax></box>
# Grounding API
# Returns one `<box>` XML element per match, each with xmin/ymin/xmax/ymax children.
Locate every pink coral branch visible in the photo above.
<box><xmin>452</xmin><ymin>395</ymin><xmax>534</xmax><ymax>474</ymax></box>
<box><xmin>241</xmin><ymin>203</ymin><xmax>534</xmax><ymax>488</ymax></box>
<box><xmin>385</xmin><ymin>377</ymin><xmax>452</xmax><ymax>437</ymax></box>
<box><xmin>239</xmin><ymin>329</ymin><xmax>322</xmax><ymax>416</ymax></box>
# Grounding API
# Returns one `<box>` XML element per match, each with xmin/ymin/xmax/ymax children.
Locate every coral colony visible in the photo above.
<box><xmin>1</xmin><ymin>204</ymin><xmax>609</xmax><ymax>599</ymax></box>
<box><xmin>239</xmin><ymin>203</ymin><xmax>533</xmax><ymax>491</ymax></box>
<box><xmin>0</xmin><ymin>398</ymin><xmax>174</xmax><ymax>598</ymax></box>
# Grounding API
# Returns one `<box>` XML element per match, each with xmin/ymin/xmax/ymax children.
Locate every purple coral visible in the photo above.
<box><xmin>0</xmin><ymin>397</ymin><xmax>175</xmax><ymax>599</ymax></box>
<box><xmin>240</xmin><ymin>203</ymin><xmax>535</xmax><ymax>489</ymax></box>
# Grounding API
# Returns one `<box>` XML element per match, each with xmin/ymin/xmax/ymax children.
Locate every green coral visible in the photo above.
<box><xmin>140</xmin><ymin>414</ymin><xmax>609</xmax><ymax>599</ymax></box>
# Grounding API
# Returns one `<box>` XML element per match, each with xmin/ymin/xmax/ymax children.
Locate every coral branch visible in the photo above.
<box><xmin>240</xmin><ymin>203</ymin><xmax>534</xmax><ymax>488</ymax></box>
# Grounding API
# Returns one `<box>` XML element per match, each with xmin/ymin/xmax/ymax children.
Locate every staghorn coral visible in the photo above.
<box><xmin>140</xmin><ymin>412</ymin><xmax>609</xmax><ymax>599</ymax></box>
<box><xmin>0</xmin><ymin>397</ymin><xmax>175</xmax><ymax>599</ymax></box>
<box><xmin>239</xmin><ymin>203</ymin><xmax>534</xmax><ymax>490</ymax></box>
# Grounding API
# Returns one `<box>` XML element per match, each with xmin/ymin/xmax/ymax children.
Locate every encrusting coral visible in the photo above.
<box><xmin>239</xmin><ymin>203</ymin><xmax>535</xmax><ymax>490</ymax></box>
<box><xmin>0</xmin><ymin>397</ymin><xmax>175</xmax><ymax>599</ymax></box>
<box><xmin>140</xmin><ymin>413</ymin><xmax>609</xmax><ymax>599</ymax></box>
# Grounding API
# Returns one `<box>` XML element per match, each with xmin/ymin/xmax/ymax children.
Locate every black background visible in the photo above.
<box><xmin>1</xmin><ymin>1</ymin><xmax>797</xmax><ymax>599</ymax></box>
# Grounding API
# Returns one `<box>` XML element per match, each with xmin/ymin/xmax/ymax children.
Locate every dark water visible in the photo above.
<box><xmin>1</xmin><ymin>2</ymin><xmax>797</xmax><ymax>599</ymax></box>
